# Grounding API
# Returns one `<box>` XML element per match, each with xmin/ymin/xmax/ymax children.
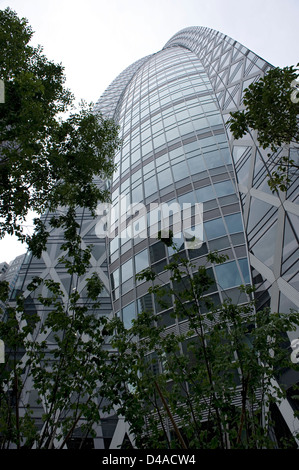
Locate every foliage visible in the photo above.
<box><xmin>103</xmin><ymin>236</ymin><xmax>299</xmax><ymax>449</ymax></box>
<box><xmin>0</xmin><ymin>231</ymin><xmax>298</xmax><ymax>449</ymax></box>
<box><xmin>0</xmin><ymin>256</ymin><xmax>114</xmax><ymax>449</ymax></box>
<box><xmin>0</xmin><ymin>8</ymin><xmax>122</xmax><ymax>449</ymax></box>
<box><xmin>0</xmin><ymin>7</ymin><xmax>120</xmax><ymax>250</ymax></box>
<box><xmin>0</xmin><ymin>10</ymin><xmax>298</xmax><ymax>449</ymax></box>
<box><xmin>228</xmin><ymin>64</ymin><xmax>299</xmax><ymax>192</ymax></box>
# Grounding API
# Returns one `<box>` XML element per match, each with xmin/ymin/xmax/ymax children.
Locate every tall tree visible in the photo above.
<box><xmin>1</xmin><ymin>232</ymin><xmax>298</xmax><ymax>449</ymax></box>
<box><xmin>0</xmin><ymin>263</ymin><xmax>115</xmax><ymax>449</ymax></box>
<box><xmin>229</xmin><ymin>64</ymin><xmax>299</xmax><ymax>191</ymax></box>
<box><xmin>0</xmin><ymin>8</ymin><xmax>120</xmax><ymax>254</ymax></box>
<box><xmin>102</xmin><ymin>236</ymin><xmax>299</xmax><ymax>449</ymax></box>
<box><xmin>0</xmin><ymin>8</ymin><xmax>121</xmax><ymax>449</ymax></box>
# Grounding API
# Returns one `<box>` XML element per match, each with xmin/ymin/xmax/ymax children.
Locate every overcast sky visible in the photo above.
<box><xmin>0</xmin><ymin>0</ymin><xmax>298</xmax><ymax>263</ymax></box>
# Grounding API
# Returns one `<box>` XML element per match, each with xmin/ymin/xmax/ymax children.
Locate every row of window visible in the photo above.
<box><xmin>110</xmin><ymin>210</ymin><xmax>246</xmax><ymax>300</ymax></box>
<box><xmin>116</xmin><ymin>96</ymin><xmax>223</xmax><ymax>179</ymax></box>
<box><xmin>110</xmin><ymin>176</ymin><xmax>236</xmax><ymax>236</ymax></box>
<box><xmin>121</xmin><ymin>48</ymin><xmax>208</xmax><ymax>118</ymax></box>
<box><xmin>110</xmin><ymin>207</ymin><xmax>243</xmax><ymax>255</ymax></box>
<box><xmin>115</xmin><ymin>49</ymin><xmax>220</xmax><ymax>182</ymax></box>
<box><xmin>116</xmin><ymin>255</ymin><xmax>250</xmax><ymax>329</ymax></box>
<box><xmin>108</xmin><ymin>188</ymin><xmax>241</xmax><ymax>262</ymax></box>
<box><xmin>112</xmin><ymin>130</ymin><xmax>230</xmax><ymax>200</ymax></box>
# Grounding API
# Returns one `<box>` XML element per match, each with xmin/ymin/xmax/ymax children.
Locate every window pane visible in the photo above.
<box><xmin>215</xmin><ymin>261</ymin><xmax>242</xmax><ymax>289</ymax></box>
<box><xmin>204</xmin><ymin>150</ymin><xmax>223</xmax><ymax>169</ymax></box>
<box><xmin>247</xmin><ymin>197</ymin><xmax>272</xmax><ymax>233</ymax></box>
<box><xmin>196</xmin><ymin>185</ymin><xmax>215</xmax><ymax>203</ymax></box>
<box><xmin>213</xmin><ymin>180</ymin><xmax>235</xmax><ymax>197</ymax></box>
<box><xmin>111</xmin><ymin>268</ymin><xmax>119</xmax><ymax>289</ymax></box>
<box><xmin>172</xmin><ymin>160</ymin><xmax>189</xmax><ymax>182</ymax></box>
<box><xmin>150</xmin><ymin>241</ymin><xmax>166</xmax><ymax>263</ymax></box>
<box><xmin>154</xmin><ymin>284</ymin><xmax>172</xmax><ymax>313</ymax></box>
<box><xmin>238</xmin><ymin>258</ymin><xmax>251</xmax><ymax>284</ymax></box>
<box><xmin>187</xmin><ymin>156</ymin><xmax>205</xmax><ymax>174</ymax></box>
<box><xmin>157</xmin><ymin>310</ymin><xmax>176</xmax><ymax>327</ymax></box>
<box><xmin>110</xmin><ymin>237</ymin><xmax>119</xmax><ymax>254</ymax></box>
<box><xmin>225</xmin><ymin>213</ymin><xmax>244</xmax><ymax>234</ymax></box>
<box><xmin>121</xmin><ymin>259</ymin><xmax>133</xmax><ymax>283</ymax></box>
<box><xmin>132</xmin><ymin>183</ymin><xmax>143</xmax><ymax>203</ymax></box>
<box><xmin>204</xmin><ymin>217</ymin><xmax>226</xmax><ymax>239</ymax></box>
<box><xmin>168</xmin><ymin>232</ymin><xmax>185</xmax><ymax>255</ymax></box>
<box><xmin>157</xmin><ymin>168</ymin><xmax>173</xmax><ymax>189</ymax></box>
<box><xmin>137</xmin><ymin>293</ymin><xmax>154</xmax><ymax>313</ymax></box>
<box><xmin>143</xmin><ymin>160</ymin><xmax>155</xmax><ymax>174</ymax></box>
<box><xmin>135</xmin><ymin>249</ymin><xmax>149</xmax><ymax>274</ymax></box>
<box><xmin>144</xmin><ymin>176</ymin><xmax>157</xmax><ymax>197</ymax></box>
<box><xmin>131</xmin><ymin>169</ymin><xmax>142</xmax><ymax>183</ymax></box>
<box><xmin>178</xmin><ymin>191</ymin><xmax>196</xmax><ymax>205</ymax></box>
<box><xmin>122</xmin><ymin>302</ymin><xmax>136</xmax><ymax>329</ymax></box>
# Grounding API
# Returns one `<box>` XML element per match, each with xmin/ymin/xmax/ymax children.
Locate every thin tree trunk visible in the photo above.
<box><xmin>154</xmin><ymin>380</ymin><xmax>187</xmax><ymax>449</ymax></box>
<box><xmin>237</xmin><ymin>375</ymin><xmax>249</xmax><ymax>445</ymax></box>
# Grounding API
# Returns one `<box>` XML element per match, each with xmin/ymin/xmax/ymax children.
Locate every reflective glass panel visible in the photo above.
<box><xmin>204</xmin><ymin>217</ymin><xmax>226</xmax><ymax>239</ymax></box>
<box><xmin>157</xmin><ymin>168</ymin><xmax>173</xmax><ymax>189</ymax></box>
<box><xmin>137</xmin><ymin>293</ymin><xmax>154</xmax><ymax>313</ymax></box>
<box><xmin>150</xmin><ymin>241</ymin><xmax>166</xmax><ymax>263</ymax></box>
<box><xmin>215</xmin><ymin>261</ymin><xmax>242</xmax><ymax>289</ymax></box>
<box><xmin>213</xmin><ymin>180</ymin><xmax>235</xmax><ymax>197</ymax></box>
<box><xmin>238</xmin><ymin>258</ymin><xmax>251</xmax><ymax>284</ymax></box>
<box><xmin>111</xmin><ymin>268</ymin><xmax>119</xmax><ymax>290</ymax></box>
<box><xmin>172</xmin><ymin>161</ymin><xmax>189</xmax><ymax>182</ymax></box>
<box><xmin>196</xmin><ymin>185</ymin><xmax>215</xmax><ymax>203</ymax></box>
<box><xmin>224</xmin><ymin>213</ymin><xmax>244</xmax><ymax>234</ymax></box>
<box><xmin>135</xmin><ymin>249</ymin><xmax>149</xmax><ymax>274</ymax></box>
<box><xmin>121</xmin><ymin>259</ymin><xmax>133</xmax><ymax>283</ymax></box>
<box><xmin>122</xmin><ymin>302</ymin><xmax>136</xmax><ymax>329</ymax></box>
<box><xmin>144</xmin><ymin>176</ymin><xmax>157</xmax><ymax>198</ymax></box>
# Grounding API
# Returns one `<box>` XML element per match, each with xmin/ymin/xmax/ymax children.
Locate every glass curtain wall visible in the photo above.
<box><xmin>108</xmin><ymin>45</ymin><xmax>250</xmax><ymax>332</ymax></box>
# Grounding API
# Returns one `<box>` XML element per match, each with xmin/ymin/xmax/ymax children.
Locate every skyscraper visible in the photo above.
<box><xmin>13</xmin><ymin>26</ymin><xmax>299</xmax><ymax>448</ymax></box>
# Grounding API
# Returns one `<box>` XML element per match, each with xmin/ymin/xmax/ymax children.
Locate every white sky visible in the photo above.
<box><xmin>0</xmin><ymin>0</ymin><xmax>298</xmax><ymax>263</ymax></box>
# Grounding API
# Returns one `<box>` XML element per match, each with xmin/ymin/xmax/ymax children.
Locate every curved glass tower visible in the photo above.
<box><xmin>14</xmin><ymin>27</ymin><xmax>299</xmax><ymax>448</ymax></box>
<box><xmin>95</xmin><ymin>26</ymin><xmax>299</xmax><ymax>446</ymax></box>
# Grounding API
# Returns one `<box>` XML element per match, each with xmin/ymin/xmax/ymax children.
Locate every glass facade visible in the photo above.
<box><xmin>13</xmin><ymin>26</ymin><xmax>299</xmax><ymax>448</ymax></box>
<box><xmin>106</xmin><ymin>45</ymin><xmax>251</xmax><ymax>330</ymax></box>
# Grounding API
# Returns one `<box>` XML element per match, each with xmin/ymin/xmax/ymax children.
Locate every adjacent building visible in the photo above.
<box><xmin>11</xmin><ymin>26</ymin><xmax>299</xmax><ymax>448</ymax></box>
<box><xmin>2</xmin><ymin>253</ymin><xmax>26</xmax><ymax>291</ymax></box>
<box><xmin>0</xmin><ymin>261</ymin><xmax>9</xmax><ymax>280</ymax></box>
<box><xmin>0</xmin><ymin>255</ymin><xmax>25</xmax><ymax>317</ymax></box>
